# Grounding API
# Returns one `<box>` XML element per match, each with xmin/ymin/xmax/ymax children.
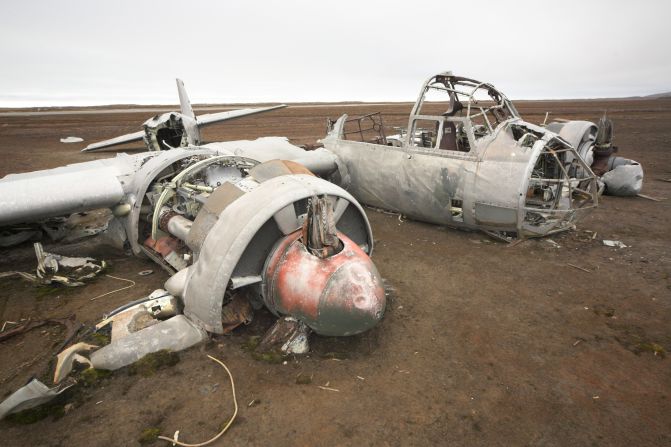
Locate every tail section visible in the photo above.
<box><xmin>176</xmin><ymin>79</ymin><xmax>195</xmax><ymax>119</ymax></box>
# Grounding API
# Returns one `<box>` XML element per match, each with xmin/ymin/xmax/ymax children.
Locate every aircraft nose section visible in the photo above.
<box><xmin>263</xmin><ymin>232</ymin><xmax>386</xmax><ymax>337</ymax></box>
<box><xmin>317</xmin><ymin>259</ymin><xmax>386</xmax><ymax>336</ymax></box>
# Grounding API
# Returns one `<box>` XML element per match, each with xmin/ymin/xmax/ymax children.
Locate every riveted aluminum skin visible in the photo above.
<box><xmin>263</xmin><ymin>231</ymin><xmax>385</xmax><ymax>336</ymax></box>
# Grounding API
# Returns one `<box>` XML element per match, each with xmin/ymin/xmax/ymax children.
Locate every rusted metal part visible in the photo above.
<box><xmin>248</xmin><ymin>159</ymin><xmax>315</xmax><ymax>183</ymax></box>
<box><xmin>302</xmin><ymin>195</ymin><xmax>343</xmax><ymax>258</ymax></box>
<box><xmin>591</xmin><ymin>148</ymin><xmax>613</xmax><ymax>176</ymax></box>
<box><xmin>158</xmin><ymin>208</ymin><xmax>192</xmax><ymax>242</ymax></box>
<box><xmin>221</xmin><ymin>292</ymin><xmax>254</xmax><ymax>334</ymax></box>
<box><xmin>144</xmin><ymin>236</ymin><xmax>181</xmax><ymax>258</ymax></box>
<box><xmin>158</xmin><ymin>209</ymin><xmax>179</xmax><ymax>234</ymax></box>
<box><xmin>263</xmin><ymin>231</ymin><xmax>385</xmax><ymax>336</ymax></box>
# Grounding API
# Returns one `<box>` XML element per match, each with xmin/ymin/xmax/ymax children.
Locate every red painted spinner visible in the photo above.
<box><xmin>263</xmin><ymin>231</ymin><xmax>385</xmax><ymax>336</ymax></box>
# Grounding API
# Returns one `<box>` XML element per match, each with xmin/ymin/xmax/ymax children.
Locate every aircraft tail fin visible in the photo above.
<box><xmin>176</xmin><ymin>78</ymin><xmax>195</xmax><ymax>119</ymax></box>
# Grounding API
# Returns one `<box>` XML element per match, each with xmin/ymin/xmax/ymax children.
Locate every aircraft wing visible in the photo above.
<box><xmin>196</xmin><ymin>104</ymin><xmax>287</xmax><ymax>126</ymax></box>
<box><xmin>82</xmin><ymin>130</ymin><xmax>145</xmax><ymax>152</ymax></box>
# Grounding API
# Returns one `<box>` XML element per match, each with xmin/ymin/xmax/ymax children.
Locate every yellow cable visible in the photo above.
<box><xmin>158</xmin><ymin>355</ymin><xmax>238</xmax><ymax>447</ymax></box>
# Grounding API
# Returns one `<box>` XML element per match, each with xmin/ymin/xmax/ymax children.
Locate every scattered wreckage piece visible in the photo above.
<box><xmin>0</xmin><ymin>378</ymin><xmax>75</xmax><ymax>420</ymax></box>
<box><xmin>258</xmin><ymin>317</ymin><xmax>310</xmax><ymax>355</ymax></box>
<box><xmin>60</xmin><ymin>136</ymin><xmax>83</xmax><ymax>144</ymax></box>
<box><xmin>82</xmin><ymin>79</ymin><xmax>286</xmax><ymax>152</ymax></box>
<box><xmin>34</xmin><ymin>242</ymin><xmax>106</xmax><ymax>286</ymax></box>
<box><xmin>53</xmin><ymin>343</ymin><xmax>97</xmax><ymax>384</ymax></box>
<box><xmin>603</xmin><ymin>239</ymin><xmax>627</xmax><ymax>248</ymax></box>
<box><xmin>95</xmin><ymin>290</ymin><xmax>178</xmax><ymax>341</ymax></box>
<box><xmin>90</xmin><ymin>315</ymin><xmax>206</xmax><ymax>371</ymax></box>
<box><xmin>0</xmin><ymin>214</ymin><xmax>108</xmax><ymax>249</ymax></box>
<box><xmin>220</xmin><ymin>292</ymin><xmax>254</xmax><ymax>334</ymax></box>
<box><xmin>322</xmin><ymin>72</ymin><xmax>599</xmax><ymax>239</ymax></box>
<box><xmin>546</xmin><ymin>115</ymin><xmax>643</xmax><ymax>196</ymax></box>
<box><xmin>0</xmin><ymin>243</ymin><xmax>105</xmax><ymax>287</ymax></box>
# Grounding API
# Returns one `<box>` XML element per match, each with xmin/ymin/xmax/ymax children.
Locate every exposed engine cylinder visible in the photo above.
<box><xmin>263</xmin><ymin>231</ymin><xmax>385</xmax><ymax>336</ymax></box>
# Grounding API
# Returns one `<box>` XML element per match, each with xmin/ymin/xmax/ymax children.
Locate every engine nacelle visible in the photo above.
<box><xmin>263</xmin><ymin>230</ymin><xmax>385</xmax><ymax>336</ymax></box>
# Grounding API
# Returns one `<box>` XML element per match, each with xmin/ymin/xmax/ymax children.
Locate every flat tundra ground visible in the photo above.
<box><xmin>0</xmin><ymin>99</ymin><xmax>670</xmax><ymax>446</ymax></box>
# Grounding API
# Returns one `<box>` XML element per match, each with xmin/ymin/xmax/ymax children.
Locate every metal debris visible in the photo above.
<box><xmin>567</xmin><ymin>263</ymin><xmax>591</xmax><ymax>273</ymax></box>
<box><xmin>60</xmin><ymin>136</ymin><xmax>84</xmax><ymax>143</ymax></box>
<box><xmin>317</xmin><ymin>385</ymin><xmax>340</xmax><ymax>392</ymax></box>
<box><xmin>95</xmin><ymin>291</ymin><xmax>178</xmax><ymax>341</ymax></box>
<box><xmin>34</xmin><ymin>242</ymin><xmax>105</xmax><ymax>286</ymax></box>
<box><xmin>53</xmin><ymin>342</ymin><xmax>97</xmax><ymax>384</ymax></box>
<box><xmin>0</xmin><ymin>378</ymin><xmax>75</xmax><ymax>420</ymax></box>
<box><xmin>547</xmin><ymin>114</ymin><xmax>644</xmax><ymax>197</ymax></box>
<box><xmin>258</xmin><ymin>317</ymin><xmax>310</xmax><ymax>355</ymax></box>
<box><xmin>545</xmin><ymin>239</ymin><xmax>561</xmax><ymax>249</ymax></box>
<box><xmin>603</xmin><ymin>240</ymin><xmax>627</xmax><ymax>248</ymax></box>
<box><xmin>90</xmin><ymin>315</ymin><xmax>206</xmax><ymax>371</ymax></box>
<box><xmin>221</xmin><ymin>292</ymin><xmax>254</xmax><ymax>334</ymax></box>
<box><xmin>0</xmin><ymin>320</ymin><xmax>18</xmax><ymax>332</ymax></box>
<box><xmin>601</xmin><ymin>162</ymin><xmax>643</xmax><ymax>196</ymax></box>
<box><xmin>637</xmin><ymin>193</ymin><xmax>665</xmax><ymax>202</ymax></box>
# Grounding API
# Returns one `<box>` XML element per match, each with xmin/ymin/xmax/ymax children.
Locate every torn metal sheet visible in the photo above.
<box><xmin>95</xmin><ymin>292</ymin><xmax>178</xmax><ymax>340</ymax></box>
<box><xmin>34</xmin><ymin>242</ymin><xmax>105</xmax><ymax>286</ymax></box>
<box><xmin>601</xmin><ymin>161</ymin><xmax>643</xmax><ymax>196</ymax></box>
<box><xmin>90</xmin><ymin>315</ymin><xmax>206</xmax><ymax>370</ymax></box>
<box><xmin>0</xmin><ymin>379</ymin><xmax>74</xmax><ymax>420</ymax></box>
<box><xmin>221</xmin><ymin>292</ymin><xmax>254</xmax><ymax>333</ymax></box>
<box><xmin>53</xmin><ymin>343</ymin><xmax>97</xmax><ymax>384</ymax></box>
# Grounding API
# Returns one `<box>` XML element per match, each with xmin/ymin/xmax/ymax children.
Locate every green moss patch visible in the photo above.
<box><xmin>128</xmin><ymin>350</ymin><xmax>180</xmax><ymax>377</ymax></box>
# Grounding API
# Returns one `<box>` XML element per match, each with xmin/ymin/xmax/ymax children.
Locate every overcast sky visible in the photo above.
<box><xmin>1</xmin><ymin>0</ymin><xmax>669</xmax><ymax>106</ymax></box>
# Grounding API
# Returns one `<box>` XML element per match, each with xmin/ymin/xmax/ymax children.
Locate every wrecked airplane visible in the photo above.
<box><xmin>322</xmin><ymin>73</ymin><xmax>600</xmax><ymax>238</ymax></box>
<box><xmin>0</xmin><ymin>142</ymin><xmax>386</xmax><ymax>368</ymax></box>
<box><xmin>321</xmin><ymin>72</ymin><xmax>642</xmax><ymax>238</ymax></box>
<box><xmin>0</xmin><ymin>72</ymin><xmax>646</xmax><ymax>352</ymax></box>
<box><xmin>0</xmin><ymin>79</ymin><xmax>387</xmax><ymax>366</ymax></box>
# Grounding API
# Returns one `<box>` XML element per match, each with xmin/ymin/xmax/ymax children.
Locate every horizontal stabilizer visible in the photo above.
<box><xmin>196</xmin><ymin>104</ymin><xmax>287</xmax><ymax>126</ymax></box>
<box><xmin>82</xmin><ymin>130</ymin><xmax>145</xmax><ymax>152</ymax></box>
